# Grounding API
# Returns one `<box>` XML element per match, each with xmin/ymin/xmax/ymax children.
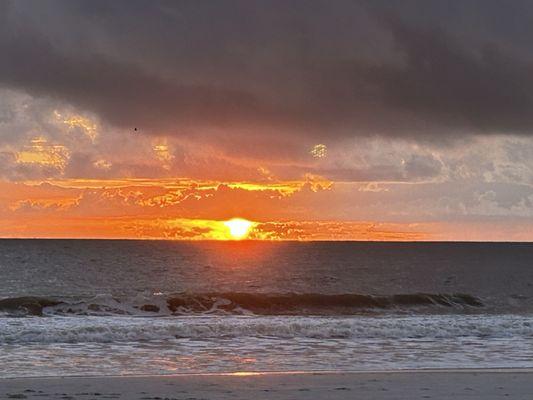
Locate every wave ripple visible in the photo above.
<box><xmin>0</xmin><ymin>314</ymin><xmax>531</xmax><ymax>344</ymax></box>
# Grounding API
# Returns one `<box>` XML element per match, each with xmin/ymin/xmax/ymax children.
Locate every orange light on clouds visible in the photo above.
<box><xmin>152</xmin><ymin>141</ymin><xmax>174</xmax><ymax>170</ymax></box>
<box><xmin>54</xmin><ymin>110</ymin><xmax>98</xmax><ymax>142</ymax></box>
<box><xmin>0</xmin><ymin>179</ymin><xmax>431</xmax><ymax>241</ymax></box>
<box><xmin>15</xmin><ymin>137</ymin><xmax>70</xmax><ymax>170</ymax></box>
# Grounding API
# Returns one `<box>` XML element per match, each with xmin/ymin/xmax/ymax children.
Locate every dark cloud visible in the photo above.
<box><xmin>363</xmin><ymin>18</ymin><xmax>533</xmax><ymax>134</ymax></box>
<box><xmin>1</xmin><ymin>0</ymin><xmax>533</xmax><ymax>140</ymax></box>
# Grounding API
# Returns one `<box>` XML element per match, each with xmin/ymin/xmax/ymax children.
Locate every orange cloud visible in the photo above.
<box><xmin>0</xmin><ymin>215</ymin><xmax>427</xmax><ymax>241</ymax></box>
<box><xmin>0</xmin><ymin>179</ymin><xmax>429</xmax><ymax>240</ymax></box>
<box><xmin>15</xmin><ymin>137</ymin><xmax>70</xmax><ymax>171</ymax></box>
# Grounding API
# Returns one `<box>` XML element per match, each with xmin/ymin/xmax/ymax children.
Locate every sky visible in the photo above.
<box><xmin>1</xmin><ymin>0</ymin><xmax>533</xmax><ymax>240</ymax></box>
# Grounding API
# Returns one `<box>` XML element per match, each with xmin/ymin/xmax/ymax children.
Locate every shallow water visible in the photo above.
<box><xmin>2</xmin><ymin>315</ymin><xmax>533</xmax><ymax>377</ymax></box>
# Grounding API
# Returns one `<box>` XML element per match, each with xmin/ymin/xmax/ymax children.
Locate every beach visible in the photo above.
<box><xmin>2</xmin><ymin>241</ymin><xmax>533</xmax><ymax>397</ymax></box>
<box><xmin>3</xmin><ymin>0</ymin><xmax>533</xmax><ymax>397</ymax></box>
<box><xmin>2</xmin><ymin>370</ymin><xmax>533</xmax><ymax>400</ymax></box>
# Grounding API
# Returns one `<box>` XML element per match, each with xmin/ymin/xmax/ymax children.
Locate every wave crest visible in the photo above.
<box><xmin>0</xmin><ymin>292</ymin><xmax>483</xmax><ymax>317</ymax></box>
<box><xmin>167</xmin><ymin>292</ymin><xmax>483</xmax><ymax>315</ymax></box>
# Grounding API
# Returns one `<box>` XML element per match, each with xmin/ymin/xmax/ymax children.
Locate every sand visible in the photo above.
<box><xmin>2</xmin><ymin>369</ymin><xmax>533</xmax><ymax>400</ymax></box>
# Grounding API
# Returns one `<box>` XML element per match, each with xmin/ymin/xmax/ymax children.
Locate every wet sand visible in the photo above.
<box><xmin>2</xmin><ymin>369</ymin><xmax>533</xmax><ymax>400</ymax></box>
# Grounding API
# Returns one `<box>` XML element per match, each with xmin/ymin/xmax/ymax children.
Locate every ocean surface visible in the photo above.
<box><xmin>1</xmin><ymin>240</ymin><xmax>533</xmax><ymax>378</ymax></box>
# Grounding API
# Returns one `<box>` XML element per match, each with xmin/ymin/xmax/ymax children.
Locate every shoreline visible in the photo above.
<box><xmin>3</xmin><ymin>369</ymin><xmax>533</xmax><ymax>400</ymax></box>
<box><xmin>4</xmin><ymin>367</ymin><xmax>533</xmax><ymax>380</ymax></box>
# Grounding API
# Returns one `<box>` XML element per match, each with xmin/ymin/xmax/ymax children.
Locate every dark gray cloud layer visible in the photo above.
<box><xmin>1</xmin><ymin>0</ymin><xmax>533</xmax><ymax>139</ymax></box>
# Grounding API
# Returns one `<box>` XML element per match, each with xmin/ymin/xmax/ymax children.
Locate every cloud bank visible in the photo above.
<box><xmin>2</xmin><ymin>0</ymin><xmax>533</xmax><ymax>140</ymax></box>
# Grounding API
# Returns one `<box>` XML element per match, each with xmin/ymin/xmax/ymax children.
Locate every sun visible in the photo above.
<box><xmin>223</xmin><ymin>218</ymin><xmax>254</xmax><ymax>240</ymax></box>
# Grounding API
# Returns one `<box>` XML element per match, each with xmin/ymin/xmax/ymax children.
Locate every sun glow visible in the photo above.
<box><xmin>15</xmin><ymin>137</ymin><xmax>70</xmax><ymax>170</ymax></box>
<box><xmin>224</xmin><ymin>218</ymin><xmax>254</xmax><ymax>240</ymax></box>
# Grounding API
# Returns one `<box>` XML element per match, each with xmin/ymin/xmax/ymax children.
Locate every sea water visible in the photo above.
<box><xmin>1</xmin><ymin>240</ymin><xmax>533</xmax><ymax>377</ymax></box>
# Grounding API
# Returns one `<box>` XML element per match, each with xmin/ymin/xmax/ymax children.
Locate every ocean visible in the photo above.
<box><xmin>1</xmin><ymin>240</ymin><xmax>533</xmax><ymax>378</ymax></box>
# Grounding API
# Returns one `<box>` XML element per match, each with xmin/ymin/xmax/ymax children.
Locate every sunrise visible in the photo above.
<box><xmin>1</xmin><ymin>1</ymin><xmax>533</xmax><ymax>398</ymax></box>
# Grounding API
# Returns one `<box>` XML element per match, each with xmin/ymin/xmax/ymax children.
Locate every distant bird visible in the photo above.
<box><xmin>134</xmin><ymin>127</ymin><xmax>138</xmax><ymax>132</ymax></box>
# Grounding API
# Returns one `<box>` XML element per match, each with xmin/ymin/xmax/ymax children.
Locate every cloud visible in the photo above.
<box><xmin>361</xmin><ymin>15</ymin><xmax>533</xmax><ymax>135</ymax></box>
<box><xmin>1</xmin><ymin>0</ymin><xmax>533</xmax><ymax>143</ymax></box>
<box><xmin>1</xmin><ymin>175</ymin><xmax>533</xmax><ymax>239</ymax></box>
<box><xmin>3</xmin><ymin>1</ymin><xmax>533</xmax><ymax>241</ymax></box>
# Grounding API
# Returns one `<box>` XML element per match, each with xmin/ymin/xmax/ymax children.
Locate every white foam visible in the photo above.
<box><xmin>1</xmin><ymin>314</ymin><xmax>532</xmax><ymax>344</ymax></box>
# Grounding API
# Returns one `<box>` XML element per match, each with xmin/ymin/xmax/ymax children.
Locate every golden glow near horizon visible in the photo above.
<box><xmin>0</xmin><ymin>179</ymin><xmax>430</xmax><ymax>241</ymax></box>
<box><xmin>15</xmin><ymin>137</ymin><xmax>70</xmax><ymax>170</ymax></box>
<box><xmin>311</xmin><ymin>144</ymin><xmax>327</xmax><ymax>158</ymax></box>
<box><xmin>224</xmin><ymin>218</ymin><xmax>254</xmax><ymax>239</ymax></box>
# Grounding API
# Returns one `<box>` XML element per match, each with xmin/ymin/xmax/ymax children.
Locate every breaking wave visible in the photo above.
<box><xmin>0</xmin><ymin>292</ymin><xmax>483</xmax><ymax>317</ymax></box>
